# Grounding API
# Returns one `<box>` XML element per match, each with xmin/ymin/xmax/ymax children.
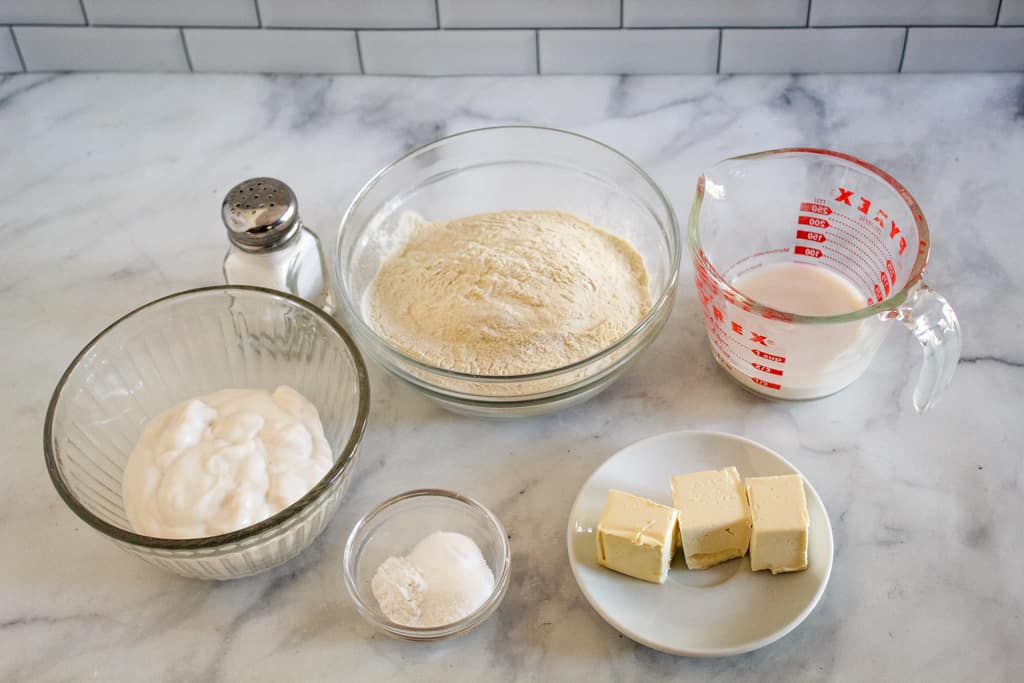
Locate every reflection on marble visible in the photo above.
<box><xmin>1</xmin><ymin>72</ymin><xmax>1023</xmax><ymax>681</ymax></box>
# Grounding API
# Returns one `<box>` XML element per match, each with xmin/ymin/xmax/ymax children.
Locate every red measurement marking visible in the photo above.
<box><xmin>794</xmin><ymin>245</ymin><xmax>823</xmax><ymax>258</ymax></box>
<box><xmin>723</xmin><ymin>290</ymin><xmax>751</xmax><ymax>312</ymax></box>
<box><xmin>751</xmin><ymin>378</ymin><xmax>782</xmax><ymax>390</ymax></box>
<box><xmin>752</xmin><ymin>363</ymin><xmax>784</xmax><ymax>376</ymax></box>
<box><xmin>800</xmin><ymin>202</ymin><xmax>831</xmax><ymax>215</ymax></box>
<box><xmin>797</xmin><ymin>229</ymin><xmax>826</xmax><ymax>243</ymax></box>
<box><xmin>829</xmin><ymin>211</ymin><xmax>892</xmax><ymax>273</ymax></box>
<box><xmin>874</xmin><ymin>284</ymin><xmax>883</xmax><ymax>301</ymax></box>
<box><xmin>880</xmin><ymin>271</ymin><xmax>890</xmax><ymax>295</ymax></box>
<box><xmin>753</xmin><ymin>349</ymin><xmax>786</xmax><ymax>363</ymax></box>
<box><xmin>761</xmin><ymin>308</ymin><xmax>794</xmax><ymax>323</ymax></box>
<box><xmin>798</xmin><ymin>215</ymin><xmax>830</xmax><ymax>228</ymax></box>
<box><xmin>886</xmin><ymin>259</ymin><xmax>896</xmax><ymax>284</ymax></box>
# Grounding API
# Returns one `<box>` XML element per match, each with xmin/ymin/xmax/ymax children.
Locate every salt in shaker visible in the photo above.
<box><xmin>221</xmin><ymin>177</ymin><xmax>334</xmax><ymax>314</ymax></box>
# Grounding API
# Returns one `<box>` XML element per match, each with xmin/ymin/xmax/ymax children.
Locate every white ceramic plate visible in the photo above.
<box><xmin>567</xmin><ymin>430</ymin><xmax>833</xmax><ymax>657</ymax></box>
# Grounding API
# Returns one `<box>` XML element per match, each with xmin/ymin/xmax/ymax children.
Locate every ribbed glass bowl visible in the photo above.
<box><xmin>335</xmin><ymin>126</ymin><xmax>679</xmax><ymax>417</ymax></box>
<box><xmin>43</xmin><ymin>286</ymin><xmax>370</xmax><ymax>580</ymax></box>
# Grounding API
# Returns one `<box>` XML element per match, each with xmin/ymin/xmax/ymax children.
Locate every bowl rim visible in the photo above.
<box><xmin>43</xmin><ymin>284</ymin><xmax>371</xmax><ymax>551</ymax></box>
<box><xmin>342</xmin><ymin>488</ymin><xmax>512</xmax><ymax>640</ymax></box>
<box><xmin>335</xmin><ymin>124</ymin><xmax>681</xmax><ymax>383</ymax></box>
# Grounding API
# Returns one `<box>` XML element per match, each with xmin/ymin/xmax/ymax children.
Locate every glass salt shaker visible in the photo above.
<box><xmin>221</xmin><ymin>177</ymin><xmax>334</xmax><ymax>314</ymax></box>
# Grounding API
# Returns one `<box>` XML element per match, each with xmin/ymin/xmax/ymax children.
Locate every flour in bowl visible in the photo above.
<box><xmin>365</xmin><ymin>210</ymin><xmax>652</xmax><ymax>375</ymax></box>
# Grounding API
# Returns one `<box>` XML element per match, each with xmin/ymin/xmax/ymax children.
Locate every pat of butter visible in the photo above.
<box><xmin>671</xmin><ymin>466</ymin><xmax>752</xmax><ymax>570</ymax></box>
<box><xmin>746</xmin><ymin>474</ymin><xmax>809</xmax><ymax>574</ymax></box>
<box><xmin>596</xmin><ymin>489</ymin><xmax>678</xmax><ymax>584</ymax></box>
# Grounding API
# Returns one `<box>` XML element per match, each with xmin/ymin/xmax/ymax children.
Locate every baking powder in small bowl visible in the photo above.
<box><xmin>370</xmin><ymin>531</ymin><xmax>495</xmax><ymax>628</ymax></box>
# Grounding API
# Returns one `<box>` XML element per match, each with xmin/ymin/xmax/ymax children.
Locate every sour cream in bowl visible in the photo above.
<box><xmin>122</xmin><ymin>386</ymin><xmax>333</xmax><ymax>539</ymax></box>
<box><xmin>44</xmin><ymin>286</ymin><xmax>369</xmax><ymax>580</ymax></box>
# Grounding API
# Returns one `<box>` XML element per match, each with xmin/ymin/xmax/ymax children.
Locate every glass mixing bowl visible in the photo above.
<box><xmin>44</xmin><ymin>286</ymin><xmax>370</xmax><ymax>580</ymax></box>
<box><xmin>335</xmin><ymin>126</ymin><xmax>679</xmax><ymax>417</ymax></box>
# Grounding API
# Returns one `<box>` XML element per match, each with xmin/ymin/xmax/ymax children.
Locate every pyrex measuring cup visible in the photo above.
<box><xmin>688</xmin><ymin>148</ymin><xmax>960</xmax><ymax>412</ymax></box>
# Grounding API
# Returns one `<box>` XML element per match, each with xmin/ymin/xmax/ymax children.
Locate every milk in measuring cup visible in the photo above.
<box><xmin>733</xmin><ymin>263</ymin><xmax>863</xmax><ymax>316</ymax></box>
<box><xmin>728</xmin><ymin>263</ymin><xmax>873</xmax><ymax>400</ymax></box>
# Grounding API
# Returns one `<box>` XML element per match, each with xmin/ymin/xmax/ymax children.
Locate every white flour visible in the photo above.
<box><xmin>370</xmin><ymin>531</ymin><xmax>495</xmax><ymax>628</ymax></box>
<box><xmin>365</xmin><ymin>210</ymin><xmax>652</xmax><ymax>376</ymax></box>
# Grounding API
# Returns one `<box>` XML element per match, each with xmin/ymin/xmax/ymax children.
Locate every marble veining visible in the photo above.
<box><xmin>1</xmin><ymin>73</ymin><xmax>1023</xmax><ymax>681</ymax></box>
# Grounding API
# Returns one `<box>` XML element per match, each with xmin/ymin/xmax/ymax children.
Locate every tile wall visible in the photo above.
<box><xmin>1</xmin><ymin>0</ymin><xmax>1022</xmax><ymax>74</ymax></box>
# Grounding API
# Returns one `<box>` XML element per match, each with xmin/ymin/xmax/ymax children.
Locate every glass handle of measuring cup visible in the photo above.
<box><xmin>898</xmin><ymin>284</ymin><xmax>962</xmax><ymax>413</ymax></box>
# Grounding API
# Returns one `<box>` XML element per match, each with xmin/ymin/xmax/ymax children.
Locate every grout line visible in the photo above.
<box><xmin>414</xmin><ymin>24</ymin><xmax>911</xmax><ymax>30</ymax></box>
<box><xmin>534</xmin><ymin>29</ymin><xmax>540</xmax><ymax>73</ymax></box>
<box><xmin>897</xmin><ymin>26</ymin><xmax>909</xmax><ymax>72</ymax></box>
<box><xmin>716</xmin><ymin>28</ymin><xmax>723</xmax><ymax>73</ymax></box>
<box><xmin>40</xmin><ymin>24</ymin><xmax>427</xmax><ymax>31</ymax></box>
<box><xmin>180</xmin><ymin>28</ymin><xmax>194</xmax><ymax>72</ymax></box>
<box><xmin>361</xmin><ymin>25</ymin><xmax>817</xmax><ymax>31</ymax></box>
<box><xmin>354</xmin><ymin>30</ymin><xmax>365</xmax><ymax>74</ymax></box>
<box><xmin>78</xmin><ymin>0</ymin><xmax>89</xmax><ymax>25</ymax></box>
<box><xmin>794</xmin><ymin>22</ymin><xmax>993</xmax><ymax>28</ymax></box>
<box><xmin>9</xmin><ymin>26</ymin><xmax>27</xmax><ymax>71</ymax></box>
<box><xmin>0</xmin><ymin>24</ymin><xmax>997</xmax><ymax>31</ymax></box>
<box><xmin>995</xmin><ymin>0</ymin><xmax>1003</xmax><ymax>26</ymax></box>
<box><xmin>806</xmin><ymin>0</ymin><xmax>812</xmax><ymax>27</ymax></box>
<box><xmin>434</xmin><ymin>0</ymin><xmax>441</xmax><ymax>29</ymax></box>
<box><xmin>265</xmin><ymin>26</ymin><xmax>484</xmax><ymax>31</ymax></box>
<box><xmin>254</xmin><ymin>0</ymin><xmax>263</xmax><ymax>28</ymax></box>
<box><xmin>24</xmin><ymin>23</ymin><xmax>254</xmax><ymax>30</ymax></box>
<box><xmin>620</xmin><ymin>0</ymin><xmax>624</xmax><ymax>28</ymax></box>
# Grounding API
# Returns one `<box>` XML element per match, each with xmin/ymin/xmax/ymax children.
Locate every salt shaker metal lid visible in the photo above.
<box><xmin>221</xmin><ymin>177</ymin><xmax>300</xmax><ymax>251</ymax></box>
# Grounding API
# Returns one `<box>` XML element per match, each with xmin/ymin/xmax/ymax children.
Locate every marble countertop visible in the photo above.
<box><xmin>2</xmin><ymin>72</ymin><xmax>1022</xmax><ymax>681</ymax></box>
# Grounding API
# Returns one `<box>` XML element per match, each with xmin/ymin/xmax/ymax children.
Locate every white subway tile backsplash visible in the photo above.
<box><xmin>0</xmin><ymin>0</ymin><xmax>1019</xmax><ymax>74</ymax></box>
<box><xmin>1</xmin><ymin>28</ymin><xmax>23</xmax><ymax>72</ymax></box>
<box><xmin>259</xmin><ymin>0</ymin><xmax>436</xmax><ymax>29</ymax></box>
<box><xmin>539</xmin><ymin>29</ymin><xmax>717</xmax><ymax>74</ymax></box>
<box><xmin>185</xmin><ymin>29</ymin><xmax>359</xmax><ymax>73</ymax></box>
<box><xmin>902</xmin><ymin>28</ymin><xmax>1024</xmax><ymax>72</ymax></box>
<box><xmin>720</xmin><ymin>28</ymin><xmax>905</xmax><ymax>73</ymax></box>
<box><xmin>360</xmin><ymin>30</ymin><xmax>536</xmax><ymax>75</ymax></box>
<box><xmin>84</xmin><ymin>1</ymin><xmax>259</xmax><ymax>27</ymax></box>
<box><xmin>999</xmin><ymin>0</ymin><xmax>1024</xmax><ymax>25</ymax></box>
<box><xmin>625</xmin><ymin>1</ymin><xmax>808</xmax><ymax>28</ymax></box>
<box><xmin>439</xmin><ymin>0</ymin><xmax>619</xmax><ymax>28</ymax></box>
<box><xmin>810</xmin><ymin>0</ymin><xmax>999</xmax><ymax>27</ymax></box>
<box><xmin>0</xmin><ymin>0</ymin><xmax>84</xmax><ymax>24</ymax></box>
<box><xmin>14</xmin><ymin>27</ymin><xmax>189</xmax><ymax>71</ymax></box>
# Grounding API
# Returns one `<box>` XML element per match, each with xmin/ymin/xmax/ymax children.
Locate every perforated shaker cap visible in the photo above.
<box><xmin>221</xmin><ymin>177</ymin><xmax>300</xmax><ymax>251</ymax></box>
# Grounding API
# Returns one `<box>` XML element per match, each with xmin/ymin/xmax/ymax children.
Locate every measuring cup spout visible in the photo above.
<box><xmin>898</xmin><ymin>283</ymin><xmax>961</xmax><ymax>413</ymax></box>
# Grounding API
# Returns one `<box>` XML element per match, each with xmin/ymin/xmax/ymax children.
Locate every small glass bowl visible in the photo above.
<box><xmin>343</xmin><ymin>489</ymin><xmax>511</xmax><ymax>641</ymax></box>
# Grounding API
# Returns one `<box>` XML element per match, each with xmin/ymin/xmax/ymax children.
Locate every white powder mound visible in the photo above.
<box><xmin>369</xmin><ymin>556</ymin><xmax>427</xmax><ymax>626</ymax></box>
<box><xmin>370</xmin><ymin>531</ymin><xmax>495</xmax><ymax>628</ymax></box>
<box><xmin>365</xmin><ymin>210</ymin><xmax>652</xmax><ymax>376</ymax></box>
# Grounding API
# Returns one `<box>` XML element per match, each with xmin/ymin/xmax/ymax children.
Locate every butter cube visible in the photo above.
<box><xmin>746</xmin><ymin>475</ymin><xmax>809</xmax><ymax>574</ymax></box>
<box><xmin>671</xmin><ymin>466</ymin><xmax>752</xmax><ymax>570</ymax></box>
<box><xmin>596</xmin><ymin>489</ymin><xmax>678</xmax><ymax>583</ymax></box>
